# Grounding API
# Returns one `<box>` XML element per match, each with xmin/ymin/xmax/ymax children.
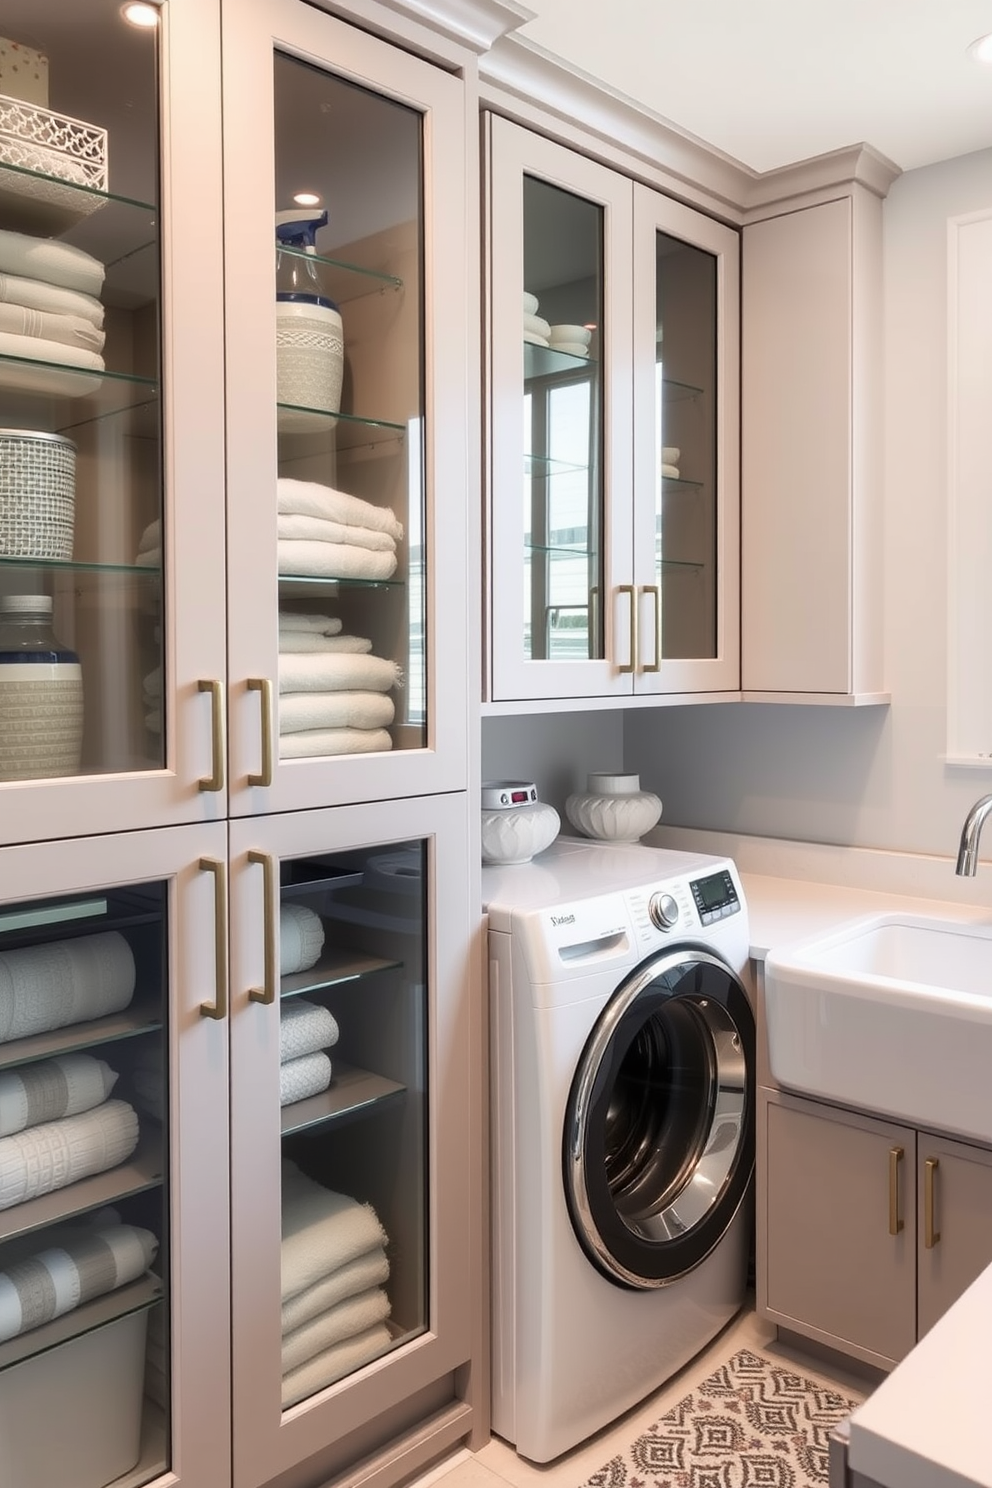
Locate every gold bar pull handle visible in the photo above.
<box><xmin>888</xmin><ymin>1145</ymin><xmax>905</xmax><ymax>1236</ymax></box>
<box><xmin>197</xmin><ymin>680</ymin><xmax>226</xmax><ymax>792</ymax></box>
<box><xmin>199</xmin><ymin>857</ymin><xmax>228</xmax><ymax>1021</ymax></box>
<box><xmin>247</xmin><ymin>678</ymin><xmax>274</xmax><ymax>788</ymax></box>
<box><xmin>247</xmin><ymin>850</ymin><xmax>277</xmax><ymax>1006</ymax></box>
<box><xmin>618</xmin><ymin>585</ymin><xmax>638</xmax><ymax>674</ymax></box>
<box><xmin>924</xmin><ymin>1157</ymin><xmax>941</xmax><ymax>1249</ymax></box>
<box><xmin>641</xmin><ymin>584</ymin><xmax>662</xmax><ymax>673</ymax></box>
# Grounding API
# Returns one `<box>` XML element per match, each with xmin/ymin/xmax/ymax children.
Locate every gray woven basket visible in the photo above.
<box><xmin>0</xmin><ymin>428</ymin><xmax>75</xmax><ymax>559</ymax></box>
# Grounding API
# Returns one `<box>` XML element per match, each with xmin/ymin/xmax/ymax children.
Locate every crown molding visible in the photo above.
<box><xmin>368</xmin><ymin>0</ymin><xmax>535</xmax><ymax>54</ymax></box>
<box><xmin>742</xmin><ymin>142</ymin><xmax>902</xmax><ymax>220</ymax></box>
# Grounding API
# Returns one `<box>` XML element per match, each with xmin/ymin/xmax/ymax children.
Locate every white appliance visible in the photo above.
<box><xmin>484</xmin><ymin>837</ymin><xmax>755</xmax><ymax>1463</ymax></box>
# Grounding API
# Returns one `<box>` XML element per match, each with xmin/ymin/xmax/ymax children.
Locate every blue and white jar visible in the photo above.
<box><xmin>0</xmin><ymin>594</ymin><xmax>83</xmax><ymax>780</ymax></box>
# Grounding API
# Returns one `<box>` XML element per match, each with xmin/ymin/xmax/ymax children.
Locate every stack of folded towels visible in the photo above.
<box><xmin>0</xmin><ymin>1204</ymin><xmax>157</xmax><ymax>1344</ymax></box>
<box><xmin>661</xmin><ymin>445</ymin><xmax>681</xmax><ymax>480</ymax></box>
<box><xmin>280</xmin><ymin>998</ymin><xmax>339</xmax><ymax>1108</ymax></box>
<box><xmin>281</xmin><ymin>1160</ymin><xmax>391</xmax><ymax>1407</ymax></box>
<box><xmin>0</xmin><ymin>225</ymin><xmax>105</xmax><ymax>381</ymax></box>
<box><xmin>279</xmin><ymin>610</ymin><xmax>400</xmax><ymax>759</ymax></box>
<box><xmin>277</xmin><ymin>477</ymin><xmax>402</xmax><ymax>583</ymax></box>
<box><xmin>523</xmin><ymin>290</ymin><xmax>550</xmax><ymax>348</ymax></box>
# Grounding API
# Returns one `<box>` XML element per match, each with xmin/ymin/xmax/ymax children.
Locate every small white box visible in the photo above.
<box><xmin>0</xmin><ymin>38</ymin><xmax>48</xmax><ymax>108</ymax></box>
<box><xmin>0</xmin><ymin>1308</ymin><xmax>149</xmax><ymax>1488</ymax></box>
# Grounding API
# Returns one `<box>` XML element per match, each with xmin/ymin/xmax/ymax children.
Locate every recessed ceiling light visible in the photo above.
<box><xmin>967</xmin><ymin>31</ymin><xmax>992</xmax><ymax>64</ymax></box>
<box><xmin>292</xmin><ymin>191</ymin><xmax>322</xmax><ymax>207</ymax></box>
<box><xmin>121</xmin><ymin>2</ymin><xmax>160</xmax><ymax>25</ymax></box>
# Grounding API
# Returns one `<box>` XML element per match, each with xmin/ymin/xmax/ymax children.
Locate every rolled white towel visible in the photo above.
<box><xmin>0</xmin><ymin>931</ymin><xmax>136</xmax><ymax>1045</ymax></box>
<box><xmin>280</xmin><ymin>999</ymin><xmax>339</xmax><ymax>1060</ymax></box>
<box><xmin>281</xmin><ymin>1245</ymin><xmax>390</xmax><ymax>1335</ymax></box>
<box><xmin>0</xmin><ymin>270</ymin><xmax>104</xmax><ymax>326</ymax></box>
<box><xmin>278</xmin><ymin>633</ymin><xmax>373</xmax><ymax>656</ymax></box>
<box><xmin>279</xmin><ymin>905</ymin><xmax>325</xmax><ymax>977</ymax></box>
<box><xmin>281</xmin><ymin>1322</ymin><xmax>392</xmax><ymax>1405</ymax></box>
<box><xmin>279</xmin><ymin>611</ymin><xmax>343</xmax><ymax>637</ymax></box>
<box><xmin>279</xmin><ymin>728</ymin><xmax>393</xmax><ymax>759</ymax></box>
<box><xmin>282</xmin><ymin>1285</ymin><xmax>390</xmax><ymax>1374</ymax></box>
<box><xmin>277</xmin><ymin>514</ymin><xmax>396</xmax><ymax>553</ymax></box>
<box><xmin>281</xmin><ymin>1163</ymin><xmax>388</xmax><ymax>1301</ymax></box>
<box><xmin>278</xmin><ymin>652</ymin><xmax>401</xmax><ymax>695</ymax></box>
<box><xmin>0</xmin><ymin>228</ymin><xmax>105</xmax><ymax>296</ymax></box>
<box><xmin>277</xmin><ymin>478</ymin><xmax>403</xmax><ymax>542</ymax></box>
<box><xmin>278</xmin><ymin>540</ymin><xmax>397</xmax><ymax>582</ymax></box>
<box><xmin>523</xmin><ymin>312</ymin><xmax>551</xmax><ymax>338</ymax></box>
<box><xmin>0</xmin><ymin>301</ymin><xmax>104</xmax><ymax>352</ymax></box>
<box><xmin>661</xmin><ymin>446</ymin><xmax>681</xmax><ymax>465</ymax></box>
<box><xmin>661</xmin><ymin>462</ymin><xmax>680</xmax><ymax>479</ymax></box>
<box><xmin>279</xmin><ymin>691</ymin><xmax>395</xmax><ymax>734</ymax></box>
<box><xmin>0</xmin><ymin>1221</ymin><xmax>157</xmax><ymax>1343</ymax></box>
<box><xmin>0</xmin><ymin>1099</ymin><xmax>140</xmax><ymax>1210</ymax></box>
<box><xmin>279</xmin><ymin>1051</ymin><xmax>333</xmax><ymax>1107</ymax></box>
<box><xmin>0</xmin><ymin>1054</ymin><xmax>118</xmax><ymax>1137</ymax></box>
<box><xmin>0</xmin><ymin>329</ymin><xmax>104</xmax><ymax>372</ymax></box>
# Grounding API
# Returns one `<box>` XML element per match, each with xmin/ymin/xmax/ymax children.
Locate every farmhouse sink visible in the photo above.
<box><xmin>763</xmin><ymin>913</ymin><xmax>992</xmax><ymax>1142</ymax></box>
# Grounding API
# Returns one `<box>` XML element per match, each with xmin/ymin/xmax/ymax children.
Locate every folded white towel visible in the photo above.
<box><xmin>277</xmin><ymin>514</ymin><xmax>397</xmax><ymax>553</ymax></box>
<box><xmin>0</xmin><ymin>328</ymin><xmax>104</xmax><ymax>371</ymax></box>
<box><xmin>0</xmin><ymin>1054</ymin><xmax>118</xmax><ymax>1138</ymax></box>
<box><xmin>0</xmin><ymin>270</ymin><xmax>104</xmax><ymax>326</ymax></box>
<box><xmin>281</xmin><ymin>1245</ymin><xmax>390</xmax><ymax>1336</ymax></box>
<box><xmin>282</xmin><ymin>1163</ymin><xmax>388</xmax><ymax>1302</ymax></box>
<box><xmin>0</xmin><ymin>1221</ymin><xmax>157</xmax><ymax>1343</ymax></box>
<box><xmin>279</xmin><ymin>691</ymin><xmax>395</xmax><ymax>734</ymax></box>
<box><xmin>662</xmin><ymin>446</ymin><xmax>681</xmax><ymax>465</ymax></box>
<box><xmin>523</xmin><ymin>312</ymin><xmax>551</xmax><ymax>338</ymax></box>
<box><xmin>278</xmin><ymin>633</ymin><xmax>373</xmax><ymax>656</ymax></box>
<box><xmin>279</xmin><ymin>728</ymin><xmax>393</xmax><ymax>759</ymax></box>
<box><xmin>0</xmin><ymin>1099</ymin><xmax>140</xmax><ymax>1210</ymax></box>
<box><xmin>279</xmin><ymin>611</ymin><xmax>343</xmax><ymax>638</ymax></box>
<box><xmin>522</xmin><ymin>331</ymin><xmax>549</xmax><ymax>347</ymax></box>
<box><xmin>282</xmin><ymin>1322</ymin><xmax>392</xmax><ymax>1406</ymax></box>
<box><xmin>0</xmin><ymin>931</ymin><xmax>136</xmax><ymax>1045</ymax></box>
<box><xmin>282</xmin><ymin>1285</ymin><xmax>390</xmax><ymax>1374</ymax></box>
<box><xmin>279</xmin><ymin>652</ymin><xmax>401</xmax><ymax>695</ymax></box>
<box><xmin>0</xmin><ymin>228</ymin><xmax>105</xmax><ymax>296</ymax></box>
<box><xmin>277</xmin><ymin>478</ymin><xmax>403</xmax><ymax>542</ymax></box>
<box><xmin>279</xmin><ymin>905</ymin><xmax>325</xmax><ymax>977</ymax></box>
<box><xmin>278</xmin><ymin>540</ymin><xmax>398</xmax><ymax>582</ymax></box>
<box><xmin>136</xmin><ymin>520</ymin><xmax>160</xmax><ymax>557</ymax></box>
<box><xmin>280</xmin><ymin>1052</ymin><xmax>333</xmax><ymax>1107</ymax></box>
<box><xmin>135</xmin><ymin>548</ymin><xmax>161</xmax><ymax>569</ymax></box>
<box><xmin>280</xmin><ymin>999</ymin><xmax>339</xmax><ymax>1060</ymax></box>
<box><xmin>0</xmin><ymin>301</ymin><xmax>104</xmax><ymax>352</ymax></box>
<box><xmin>661</xmin><ymin>463</ymin><xmax>680</xmax><ymax>479</ymax></box>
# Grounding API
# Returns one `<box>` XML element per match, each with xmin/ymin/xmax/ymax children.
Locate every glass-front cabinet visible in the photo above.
<box><xmin>487</xmin><ymin>114</ymin><xmax>740</xmax><ymax>704</ymax></box>
<box><xmin>224</xmin><ymin>0</ymin><xmax>470</xmax><ymax>812</ymax></box>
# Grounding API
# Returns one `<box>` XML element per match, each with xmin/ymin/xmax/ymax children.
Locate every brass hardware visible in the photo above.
<box><xmin>888</xmin><ymin>1146</ymin><xmax>904</xmax><ymax>1235</ymax></box>
<box><xmin>247</xmin><ymin>850</ymin><xmax>277</xmax><ymax>1005</ymax></box>
<box><xmin>247</xmin><ymin>677</ymin><xmax>274</xmax><ymax>787</ymax></box>
<box><xmin>618</xmin><ymin>585</ymin><xmax>638</xmax><ymax>674</ymax></box>
<box><xmin>641</xmin><ymin>585</ymin><xmax>662</xmax><ymax>672</ymax></box>
<box><xmin>197</xmin><ymin>679</ymin><xmax>226</xmax><ymax>792</ymax></box>
<box><xmin>199</xmin><ymin>857</ymin><xmax>228</xmax><ymax>1020</ymax></box>
<box><xmin>924</xmin><ymin>1157</ymin><xmax>941</xmax><ymax>1249</ymax></box>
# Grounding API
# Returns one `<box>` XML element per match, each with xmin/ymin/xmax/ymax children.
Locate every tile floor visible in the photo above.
<box><xmin>419</xmin><ymin>1302</ymin><xmax>883</xmax><ymax>1488</ymax></box>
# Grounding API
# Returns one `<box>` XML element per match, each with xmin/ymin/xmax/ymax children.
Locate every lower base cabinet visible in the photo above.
<box><xmin>759</xmin><ymin>1088</ymin><xmax>992</xmax><ymax>1370</ymax></box>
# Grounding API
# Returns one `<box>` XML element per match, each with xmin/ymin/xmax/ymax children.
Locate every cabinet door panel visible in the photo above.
<box><xmin>223</xmin><ymin>0</ymin><xmax>469</xmax><ymax>812</ymax></box>
<box><xmin>917</xmin><ymin>1134</ymin><xmax>992</xmax><ymax>1339</ymax></box>
<box><xmin>763</xmin><ymin>1092</ymin><xmax>916</xmax><ymax>1368</ymax></box>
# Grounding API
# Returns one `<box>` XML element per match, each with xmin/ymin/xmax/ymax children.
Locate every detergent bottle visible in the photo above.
<box><xmin>275</xmin><ymin>207</ymin><xmax>344</xmax><ymax>430</ymax></box>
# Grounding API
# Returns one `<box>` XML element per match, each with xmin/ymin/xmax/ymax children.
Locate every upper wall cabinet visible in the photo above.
<box><xmin>0</xmin><ymin>0</ymin><xmax>227</xmax><ymax>846</ymax></box>
<box><xmin>222</xmin><ymin>0</ymin><xmax>471</xmax><ymax>813</ymax></box>
<box><xmin>484</xmin><ymin>114</ymin><xmax>740</xmax><ymax>707</ymax></box>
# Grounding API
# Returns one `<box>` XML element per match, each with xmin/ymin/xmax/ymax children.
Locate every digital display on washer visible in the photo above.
<box><xmin>690</xmin><ymin>870</ymin><xmax>740</xmax><ymax>923</ymax></box>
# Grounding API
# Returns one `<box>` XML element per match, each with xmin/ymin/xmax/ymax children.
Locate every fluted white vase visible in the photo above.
<box><xmin>481</xmin><ymin>800</ymin><xmax>560</xmax><ymax>865</ymax></box>
<box><xmin>565</xmin><ymin>773</ymin><xmax>662</xmax><ymax>843</ymax></box>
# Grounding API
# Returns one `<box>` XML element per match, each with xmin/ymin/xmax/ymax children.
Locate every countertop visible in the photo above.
<box><xmin>741</xmin><ymin>869</ymin><xmax>992</xmax><ymax>1488</ymax></box>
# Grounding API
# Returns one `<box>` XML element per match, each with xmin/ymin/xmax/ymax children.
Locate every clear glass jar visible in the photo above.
<box><xmin>0</xmin><ymin>594</ymin><xmax>84</xmax><ymax>780</ymax></box>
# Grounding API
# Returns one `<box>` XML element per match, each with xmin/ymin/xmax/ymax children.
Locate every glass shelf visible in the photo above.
<box><xmin>0</xmin><ymin>1272</ymin><xmax>163</xmax><ymax>1375</ymax></box>
<box><xmin>277</xmin><ymin>404</ymin><xmax>406</xmax><ymax>451</ymax></box>
<box><xmin>0</xmin><ymin>998</ymin><xmax>162</xmax><ymax>1073</ymax></box>
<box><xmin>280</xmin><ymin>949</ymin><xmax>402</xmax><ymax>1001</ymax></box>
<box><xmin>0</xmin><ymin>1127</ymin><xmax>163</xmax><ymax>1246</ymax></box>
<box><xmin>524</xmin><ymin>452</ymin><xmax>589</xmax><ymax>478</ymax></box>
<box><xmin>524</xmin><ymin>539</ymin><xmax>600</xmax><ymax>560</ymax></box>
<box><xmin>661</xmin><ymin>475</ymin><xmax>704</xmax><ymax>492</ymax></box>
<box><xmin>0</xmin><ymin>556</ymin><xmax>161</xmax><ymax>578</ymax></box>
<box><xmin>659</xmin><ymin>557</ymin><xmax>706</xmax><ymax>572</ymax></box>
<box><xmin>662</xmin><ymin>376</ymin><xmax>704</xmax><ymax>402</ymax></box>
<box><xmin>280</xmin><ymin>1062</ymin><xmax>405</xmax><ymax>1136</ymax></box>
<box><xmin>0</xmin><ymin>356</ymin><xmax>158</xmax><ymax>435</ymax></box>
<box><xmin>0</xmin><ymin>162</ymin><xmax>157</xmax><ymax>263</ymax></box>
<box><xmin>275</xmin><ymin>243</ymin><xmax>402</xmax><ymax>304</ymax></box>
<box><xmin>524</xmin><ymin>342</ymin><xmax>596</xmax><ymax>380</ymax></box>
<box><xmin>277</xmin><ymin>574</ymin><xmax>404</xmax><ymax>595</ymax></box>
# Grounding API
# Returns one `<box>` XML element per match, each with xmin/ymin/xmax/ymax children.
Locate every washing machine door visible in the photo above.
<box><xmin>563</xmin><ymin>945</ymin><xmax>754</xmax><ymax>1289</ymax></box>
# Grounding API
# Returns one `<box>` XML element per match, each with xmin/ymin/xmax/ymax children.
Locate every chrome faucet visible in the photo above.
<box><xmin>955</xmin><ymin>794</ymin><xmax>992</xmax><ymax>875</ymax></box>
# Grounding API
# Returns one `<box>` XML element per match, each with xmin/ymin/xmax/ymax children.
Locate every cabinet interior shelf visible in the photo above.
<box><xmin>524</xmin><ymin>454</ymin><xmax>588</xmax><ymax>478</ymax></box>
<box><xmin>277</xmin><ymin>404</ymin><xmax>406</xmax><ymax>451</ymax></box>
<box><xmin>0</xmin><ymin>1126</ymin><xmax>164</xmax><ymax>1245</ymax></box>
<box><xmin>524</xmin><ymin>539</ymin><xmax>598</xmax><ymax>560</ymax></box>
<box><xmin>661</xmin><ymin>376</ymin><xmax>704</xmax><ymax>402</ymax></box>
<box><xmin>0</xmin><ymin>555</ymin><xmax>162</xmax><ymax>578</ymax></box>
<box><xmin>281</xmin><ymin>867</ymin><xmax>364</xmax><ymax>899</ymax></box>
<box><xmin>524</xmin><ymin>342</ymin><xmax>596</xmax><ymax>380</ymax></box>
<box><xmin>0</xmin><ymin>999</ymin><xmax>163</xmax><ymax>1072</ymax></box>
<box><xmin>0</xmin><ymin>163</ymin><xmax>157</xmax><ymax>269</ymax></box>
<box><xmin>275</xmin><ymin>244</ymin><xmax>402</xmax><ymax>304</ymax></box>
<box><xmin>280</xmin><ymin>949</ymin><xmax>401</xmax><ymax>1000</ymax></box>
<box><xmin>662</xmin><ymin>475</ymin><xmax>704</xmax><ymax>492</ymax></box>
<box><xmin>0</xmin><ymin>1271</ymin><xmax>163</xmax><ymax>1376</ymax></box>
<box><xmin>277</xmin><ymin>573</ymin><xmax>404</xmax><ymax>594</ymax></box>
<box><xmin>0</xmin><ymin>361</ymin><xmax>159</xmax><ymax>432</ymax></box>
<box><xmin>281</xmin><ymin>1061</ymin><xmax>405</xmax><ymax>1136</ymax></box>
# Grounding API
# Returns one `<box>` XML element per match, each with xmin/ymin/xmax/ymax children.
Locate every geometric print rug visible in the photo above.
<box><xmin>577</xmin><ymin>1347</ymin><xmax>862</xmax><ymax>1488</ymax></box>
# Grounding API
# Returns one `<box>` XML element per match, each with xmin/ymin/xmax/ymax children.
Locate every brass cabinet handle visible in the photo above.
<box><xmin>618</xmin><ymin>584</ymin><xmax>638</xmax><ymax>674</ymax></box>
<box><xmin>924</xmin><ymin>1157</ymin><xmax>941</xmax><ymax>1249</ymax></box>
<box><xmin>247</xmin><ymin>677</ymin><xmax>274</xmax><ymax>787</ymax></box>
<box><xmin>641</xmin><ymin>584</ymin><xmax>662</xmax><ymax>672</ymax></box>
<box><xmin>888</xmin><ymin>1146</ymin><xmax>905</xmax><ymax>1235</ymax></box>
<box><xmin>247</xmin><ymin>850</ymin><xmax>277</xmax><ymax>1006</ymax></box>
<box><xmin>197</xmin><ymin>679</ymin><xmax>226</xmax><ymax>792</ymax></box>
<box><xmin>199</xmin><ymin>857</ymin><xmax>228</xmax><ymax>1020</ymax></box>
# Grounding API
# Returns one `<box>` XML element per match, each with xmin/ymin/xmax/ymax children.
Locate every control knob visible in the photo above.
<box><xmin>648</xmin><ymin>891</ymin><xmax>679</xmax><ymax>930</ymax></box>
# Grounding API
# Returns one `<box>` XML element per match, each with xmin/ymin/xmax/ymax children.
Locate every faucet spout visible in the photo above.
<box><xmin>955</xmin><ymin>794</ymin><xmax>992</xmax><ymax>875</ymax></box>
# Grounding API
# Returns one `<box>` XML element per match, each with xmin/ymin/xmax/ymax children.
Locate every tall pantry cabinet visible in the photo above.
<box><xmin>0</xmin><ymin>3</ymin><xmax>479</xmax><ymax>1488</ymax></box>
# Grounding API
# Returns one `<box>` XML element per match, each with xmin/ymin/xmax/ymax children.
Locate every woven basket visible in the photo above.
<box><xmin>0</xmin><ymin>428</ymin><xmax>75</xmax><ymax>559</ymax></box>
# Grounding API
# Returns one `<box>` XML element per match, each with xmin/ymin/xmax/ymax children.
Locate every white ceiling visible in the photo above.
<box><xmin>515</xmin><ymin>0</ymin><xmax>992</xmax><ymax>175</ymax></box>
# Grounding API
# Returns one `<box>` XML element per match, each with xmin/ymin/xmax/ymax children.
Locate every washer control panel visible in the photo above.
<box><xmin>648</xmin><ymin>891</ymin><xmax>680</xmax><ymax>930</ymax></box>
<box><xmin>689</xmin><ymin>867</ymin><xmax>741</xmax><ymax>925</ymax></box>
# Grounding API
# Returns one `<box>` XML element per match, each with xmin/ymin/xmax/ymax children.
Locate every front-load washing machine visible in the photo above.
<box><xmin>483</xmin><ymin>837</ymin><xmax>755</xmax><ymax>1463</ymax></box>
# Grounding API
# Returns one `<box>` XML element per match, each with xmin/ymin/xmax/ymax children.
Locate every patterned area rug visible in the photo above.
<box><xmin>578</xmin><ymin>1347</ymin><xmax>861</xmax><ymax>1488</ymax></box>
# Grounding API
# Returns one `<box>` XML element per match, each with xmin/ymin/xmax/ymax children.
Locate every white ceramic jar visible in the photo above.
<box><xmin>565</xmin><ymin>772</ymin><xmax>662</xmax><ymax>843</ymax></box>
<box><xmin>481</xmin><ymin>798</ymin><xmax>560</xmax><ymax>865</ymax></box>
<box><xmin>0</xmin><ymin>594</ymin><xmax>83</xmax><ymax>780</ymax></box>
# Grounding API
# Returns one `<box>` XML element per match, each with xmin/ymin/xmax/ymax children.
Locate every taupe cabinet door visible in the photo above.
<box><xmin>916</xmin><ymin>1134</ymin><xmax>992</xmax><ymax>1339</ymax></box>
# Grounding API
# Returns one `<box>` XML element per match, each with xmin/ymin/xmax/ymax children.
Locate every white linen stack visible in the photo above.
<box><xmin>279</xmin><ymin>998</ymin><xmax>339</xmax><ymax>1108</ymax></box>
<box><xmin>523</xmin><ymin>290</ymin><xmax>550</xmax><ymax>348</ymax></box>
<box><xmin>277</xmin><ymin>477</ymin><xmax>403</xmax><ymax>583</ymax></box>
<box><xmin>280</xmin><ymin>1161</ymin><xmax>391</xmax><ymax>1407</ymax></box>
<box><xmin>134</xmin><ymin>518</ymin><xmax>161</xmax><ymax>570</ymax></box>
<box><xmin>0</xmin><ymin>226</ymin><xmax>106</xmax><ymax>383</ymax></box>
<box><xmin>278</xmin><ymin>610</ymin><xmax>401</xmax><ymax>759</ymax></box>
<box><xmin>661</xmin><ymin>445</ymin><xmax>681</xmax><ymax>480</ymax></box>
<box><xmin>0</xmin><ymin>930</ymin><xmax>136</xmax><ymax>1044</ymax></box>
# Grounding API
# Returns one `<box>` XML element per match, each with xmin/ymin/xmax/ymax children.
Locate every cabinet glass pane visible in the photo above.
<box><xmin>654</xmin><ymin>231</ymin><xmax>717</xmax><ymax>658</ymax></box>
<box><xmin>0</xmin><ymin>1</ymin><xmax>164</xmax><ymax>784</ymax></box>
<box><xmin>273</xmin><ymin>54</ymin><xmax>426</xmax><ymax>755</ymax></box>
<box><xmin>0</xmin><ymin>881</ymin><xmax>170</xmax><ymax>1488</ymax></box>
<box><xmin>278</xmin><ymin>841</ymin><xmax>427</xmax><ymax>1410</ymax></box>
<box><xmin>522</xmin><ymin>176</ymin><xmax>603</xmax><ymax>662</ymax></box>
